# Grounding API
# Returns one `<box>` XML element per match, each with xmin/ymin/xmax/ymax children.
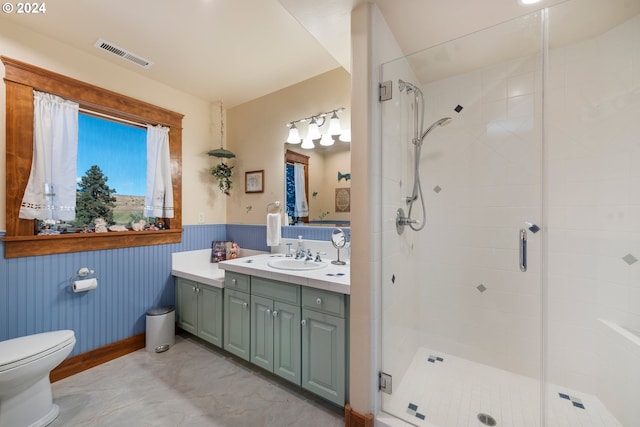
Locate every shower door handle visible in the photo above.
<box><xmin>519</xmin><ymin>229</ymin><xmax>527</xmax><ymax>272</ymax></box>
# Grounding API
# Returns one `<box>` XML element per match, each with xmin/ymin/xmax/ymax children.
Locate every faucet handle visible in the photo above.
<box><xmin>314</xmin><ymin>251</ymin><xmax>326</xmax><ymax>262</ymax></box>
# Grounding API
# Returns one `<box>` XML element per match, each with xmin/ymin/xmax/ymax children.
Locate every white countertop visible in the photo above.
<box><xmin>171</xmin><ymin>249</ymin><xmax>226</xmax><ymax>287</ymax></box>
<box><xmin>219</xmin><ymin>253</ymin><xmax>350</xmax><ymax>295</ymax></box>
<box><xmin>172</xmin><ymin>249</ymin><xmax>350</xmax><ymax>295</ymax></box>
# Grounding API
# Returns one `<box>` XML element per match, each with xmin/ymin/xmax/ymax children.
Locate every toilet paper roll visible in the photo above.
<box><xmin>73</xmin><ymin>278</ymin><xmax>98</xmax><ymax>293</ymax></box>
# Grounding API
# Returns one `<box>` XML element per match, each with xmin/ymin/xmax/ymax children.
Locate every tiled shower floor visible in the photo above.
<box><xmin>381</xmin><ymin>347</ymin><xmax>621</xmax><ymax>427</ymax></box>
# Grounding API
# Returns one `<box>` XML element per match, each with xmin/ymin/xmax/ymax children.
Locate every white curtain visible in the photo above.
<box><xmin>19</xmin><ymin>91</ymin><xmax>79</xmax><ymax>221</ymax></box>
<box><xmin>294</xmin><ymin>162</ymin><xmax>308</xmax><ymax>217</ymax></box>
<box><xmin>144</xmin><ymin>124</ymin><xmax>174</xmax><ymax>218</ymax></box>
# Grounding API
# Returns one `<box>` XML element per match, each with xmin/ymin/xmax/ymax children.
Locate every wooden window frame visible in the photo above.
<box><xmin>2</xmin><ymin>56</ymin><xmax>183</xmax><ymax>258</ymax></box>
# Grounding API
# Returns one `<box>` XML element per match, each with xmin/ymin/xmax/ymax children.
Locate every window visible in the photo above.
<box><xmin>285</xmin><ymin>149</ymin><xmax>309</xmax><ymax>224</ymax></box>
<box><xmin>2</xmin><ymin>56</ymin><xmax>183</xmax><ymax>258</ymax></box>
<box><xmin>75</xmin><ymin>113</ymin><xmax>146</xmax><ymax>227</ymax></box>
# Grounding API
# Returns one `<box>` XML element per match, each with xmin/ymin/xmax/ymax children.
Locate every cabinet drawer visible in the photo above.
<box><xmin>252</xmin><ymin>277</ymin><xmax>300</xmax><ymax>305</ymax></box>
<box><xmin>225</xmin><ymin>271</ymin><xmax>250</xmax><ymax>293</ymax></box>
<box><xmin>302</xmin><ymin>287</ymin><xmax>345</xmax><ymax>318</ymax></box>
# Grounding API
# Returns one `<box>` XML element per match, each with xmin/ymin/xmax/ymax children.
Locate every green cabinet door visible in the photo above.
<box><xmin>251</xmin><ymin>295</ymin><xmax>274</xmax><ymax>372</ymax></box>
<box><xmin>224</xmin><ymin>288</ymin><xmax>251</xmax><ymax>361</ymax></box>
<box><xmin>175</xmin><ymin>278</ymin><xmax>197</xmax><ymax>335</ymax></box>
<box><xmin>198</xmin><ymin>285</ymin><xmax>223</xmax><ymax>347</ymax></box>
<box><xmin>301</xmin><ymin>308</ymin><xmax>346</xmax><ymax>405</ymax></box>
<box><xmin>273</xmin><ymin>301</ymin><xmax>301</xmax><ymax>385</ymax></box>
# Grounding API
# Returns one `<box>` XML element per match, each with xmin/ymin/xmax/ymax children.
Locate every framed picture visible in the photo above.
<box><xmin>335</xmin><ymin>187</ymin><xmax>351</xmax><ymax>212</ymax></box>
<box><xmin>245</xmin><ymin>170</ymin><xmax>264</xmax><ymax>193</ymax></box>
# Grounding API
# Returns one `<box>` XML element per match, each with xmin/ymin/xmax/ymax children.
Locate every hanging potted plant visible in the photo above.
<box><xmin>208</xmin><ymin>101</ymin><xmax>236</xmax><ymax>196</ymax></box>
<box><xmin>210</xmin><ymin>161</ymin><xmax>234</xmax><ymax>195</ymax></box>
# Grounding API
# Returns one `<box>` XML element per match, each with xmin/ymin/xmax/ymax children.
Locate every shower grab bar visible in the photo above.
<box><xmin>519</xmin><ymin>229</ymin><xmax>527</xmax><ymax>272</ymax></box>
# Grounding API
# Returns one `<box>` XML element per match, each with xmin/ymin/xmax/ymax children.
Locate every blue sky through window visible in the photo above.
<box><xmin>77</xmin><ymin>113</ymin><xmax>147</xmax><ymax>196</ymax></box>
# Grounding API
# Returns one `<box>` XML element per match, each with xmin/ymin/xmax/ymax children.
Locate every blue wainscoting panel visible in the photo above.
<box><xmin>0</xmin><ymin>223</ymin><xmax>347</xmax><ymax>357</ymax></box>
<box><xmin>0</xmin><ymin>225</ymin><xmax>225</xmax><ymax>356</ymax></box>
<box><xmin>226</xmin><ymin>224</ymin><xmax>269</xmax><ymax>252</ymax></box>
<box><xmin>226</xmin><ymin>224</ymin><xmax>349</xmax><ymax>252</ymax></box>
<box><xmin>281</xmin><ymin>225</ymin><xmax>350</xmax><ymax>242</ymax></box>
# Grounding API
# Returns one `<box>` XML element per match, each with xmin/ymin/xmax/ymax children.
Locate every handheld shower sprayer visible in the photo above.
<box><xmin>420</xmin><ymin>117</ymin><xmax>452</xmax><ymax>142</ymax></box>
<box><xmin>396</xmin><ymin>80</ymin><xmax>452</xmax><ymax>234</ymax></box>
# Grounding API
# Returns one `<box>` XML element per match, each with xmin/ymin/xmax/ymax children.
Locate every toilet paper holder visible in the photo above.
<box><xmin>69</xmin><ymin>267</ymin><xmax>96</xmax><ymax>285</ymax></box>
<box><xmin>77</xmin><ymin>267</ymin><xmax>95</xmax><ymax>277</ymax></box>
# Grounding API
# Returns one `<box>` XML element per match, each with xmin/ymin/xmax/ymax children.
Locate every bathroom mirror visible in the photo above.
<box><xmin>330</xmin><ymin>228</ymin><xmax>347</xmax><ymax>265</ymax></box>
<box><xmin>285</xmin><ymin>143</ymin><xmax>350</xmax><ymax>227</ymax></box>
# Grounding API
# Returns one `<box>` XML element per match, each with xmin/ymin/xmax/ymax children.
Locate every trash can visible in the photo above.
<box><xmin>145</xmin><ymin>306</ymin><xmax>175</xmax><ymax>353</ymax></box>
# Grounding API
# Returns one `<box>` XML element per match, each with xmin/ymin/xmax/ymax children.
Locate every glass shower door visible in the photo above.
<box><xmin>379</xmin><ymin>11</ymin><xmax>544</xmax><ymax>426</ymax></box>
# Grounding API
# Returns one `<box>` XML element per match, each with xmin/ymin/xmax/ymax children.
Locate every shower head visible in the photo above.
<box><xmin>419</xmin><ymin>117</ymin><xmax>452</xmax><ymax>141</ymax></box>
<box><xmin>398</xmin><ymin>79</ymin><xmax>423</xmax><ymax>97</ymax></box>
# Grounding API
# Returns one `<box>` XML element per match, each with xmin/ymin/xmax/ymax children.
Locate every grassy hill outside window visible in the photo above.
<box><xmin>2</xmin><ymin>57</ymin><xmax>183</xmax><ymax>258</ymax></box>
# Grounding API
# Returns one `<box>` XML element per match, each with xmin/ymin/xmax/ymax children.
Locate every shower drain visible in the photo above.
<box><xmin>477</xmin><ymin>413</ymin><xmax>497</xmax><ymax>426</ymax></box>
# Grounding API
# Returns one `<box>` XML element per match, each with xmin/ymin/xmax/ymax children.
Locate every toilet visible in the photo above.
<box><xmin>0</xmin><ymin>330</ymin><xmax>76</xmax><ymax>427</ymax></box>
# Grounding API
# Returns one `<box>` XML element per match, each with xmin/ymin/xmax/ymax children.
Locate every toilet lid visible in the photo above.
<box><xmin>0</xmin><ymin>330</ymin><xmax>75</xmax><ymax>372</ymax></box>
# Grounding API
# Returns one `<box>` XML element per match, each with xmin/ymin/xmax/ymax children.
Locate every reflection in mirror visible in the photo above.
<box><xmin>284</xmin><ymin>144</ymin><xmax>350</xmax><ymax>227</ymax></box>
<box><xmin>331</xmin><ymin>228</ymin><xmax>347</xmax><ymax>265</ymax></box>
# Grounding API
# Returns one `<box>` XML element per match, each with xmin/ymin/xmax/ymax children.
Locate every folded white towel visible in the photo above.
<box><xmin>267</xmin><ymin>213</ymin><xmax>281</xmax><ymax>247</ymax></box>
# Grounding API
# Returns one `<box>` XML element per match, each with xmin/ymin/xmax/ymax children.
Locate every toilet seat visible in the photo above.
<box><xmin>0</xmin><ymin>330</ymin><xmax>75</xmax><ymax>373</ymax></box>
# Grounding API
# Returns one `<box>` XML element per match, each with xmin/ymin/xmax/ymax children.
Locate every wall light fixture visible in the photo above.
<box><xmin>285</xmin><ymin>107</ymin><xmax>347</xmax><ymax>149</ymax></box>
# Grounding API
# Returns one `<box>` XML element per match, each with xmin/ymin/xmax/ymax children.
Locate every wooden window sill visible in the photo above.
<box><xmin>2</xmin><ymin>229</ymin><xmax>183</xmax><ymax>258</ymax></box>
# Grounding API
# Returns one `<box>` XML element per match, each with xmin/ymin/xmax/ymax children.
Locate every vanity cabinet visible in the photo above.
<box><xmin>224</xmin><ymin>272</ymin><xmax>251</xmax><ymax>361</ymax></box>
<box><xmin>251</xmin><ymin>277</ymin><xmax>301</xmax><ymax>385</ymax></box>
<box><xmin>175</xmin><ymin>265</ymin><xmax>349</xmax><ymax>407</ymax></box>
<box><xmin>175</xmin><ymin>277</ymin><xmax>223</xmax><ymax>347</ymax></box>
<box><xmin>301</xmin><ymin>287</ymin><xmax>347</xmax><ymax>406</ymax></box>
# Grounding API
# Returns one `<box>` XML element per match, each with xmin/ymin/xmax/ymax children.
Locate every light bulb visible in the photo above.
<box><xmin>301</xmin><ymin>135</ymin><xmax>315</xmax><ymax>149</ymax></box>
<box><xmin>338</xmin><ymin>128</ymin><xmax>351</xmax><ymax>142</ymax></box>
<box><xmin>327</xmin><ymin>112</ymin><xmax>341</xmax><ymax>135</ymax></box>
<box><xmin>286</xmin><ymin>124</ymin><xmax>300</xmax><ymax>144</ymax></box>
<box><xmin>320</xmin><ymin>132</ymin><xmax>334</xmax><ymax>146</ymax></box>
<box><xmin>307</xmin><ymin>117</ymin><xmax>321</xmax><ymax>140</ymax></box>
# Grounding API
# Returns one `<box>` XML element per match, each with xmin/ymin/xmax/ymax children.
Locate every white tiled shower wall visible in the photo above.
<box><xmin>545</xmin><ymin>11</ymin><xmax>640</xmax><ymax>425</ymax></box>
<box><xmin>381</xmin><ymin>7</ymin><xmax>640</xmax><ymax>426</ymax></box>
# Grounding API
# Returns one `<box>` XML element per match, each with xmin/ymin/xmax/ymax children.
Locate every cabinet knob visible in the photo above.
<box><xmin>301</xmin><ymin>319</ymin><xmax>307</xmax><ymax>326</ymax></box>
<box><xmin>242</xmin><ymin>302</ymin><xmax>248</xmax><ymax>308</ymax></box>
<box><xmin>192</xmin><ymin>286</ymin><xmax>196</xmax><ymax>292</ymax></box>
<box><xmin>272</xmin><ymin>310</ymin><xmax>278</xmax><ymax>318</ymax></box>
<box><xmin>266</xmin><ymin>309</ymin><xmax>271</xmax><ymax>316</ymax></box>
<box><xmin>232</xmin><ymin>279</ymin><xmax>237</xmax><ymax>284</ymax></box>
<box><xmin>316</xmin><ymin>298</ymin><xmax>322</xmax><ymax>305</ymax></box>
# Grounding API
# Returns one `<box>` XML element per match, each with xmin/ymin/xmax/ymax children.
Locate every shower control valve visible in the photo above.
<box><xmin>396</xmin><ymin>208</ymin><xmax>419</xmax><ymax>235</ymax></box>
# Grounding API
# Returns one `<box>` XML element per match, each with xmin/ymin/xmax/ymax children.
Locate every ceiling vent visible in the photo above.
<box><xmin>93</xmin><ymin>38</ymin><xmax>153</xmax><ymax>69</ymax></box>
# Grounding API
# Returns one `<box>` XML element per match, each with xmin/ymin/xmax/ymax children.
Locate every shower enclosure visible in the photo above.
<box><xmin>379</xmin><ymin>0</ymin><xmax>640</xmax><ymax>425</ymax></box>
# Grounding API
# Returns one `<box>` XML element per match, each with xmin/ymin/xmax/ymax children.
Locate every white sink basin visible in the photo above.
<box><xmin>267</xmin><ymin>258</ymin><xmax>327</xmax><ymax>271</ymax></box>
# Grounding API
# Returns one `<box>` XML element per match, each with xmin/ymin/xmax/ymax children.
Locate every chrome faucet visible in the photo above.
<box><xmin>305</xmin><ymin>249</ymin><xmax>313</xmax><ymax>261</ymax></box>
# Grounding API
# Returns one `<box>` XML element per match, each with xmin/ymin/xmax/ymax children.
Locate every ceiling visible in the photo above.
<box><xmin>1</xmin><ymin>0</ymin><xmax>633</xmax><ymax>108</ymax></box>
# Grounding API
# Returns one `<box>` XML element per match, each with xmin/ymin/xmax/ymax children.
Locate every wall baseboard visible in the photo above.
<box><xmin>344</xmin><ymin>403</ymin><xmax>374</xmax><ymax>427</ymax></box>
<box><xmin>50</xmin><ymin>333</ymin><xmax>145</xmax><ymax>382</ymax></box>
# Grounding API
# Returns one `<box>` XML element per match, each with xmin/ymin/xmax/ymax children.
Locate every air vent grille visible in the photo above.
<box><xmin>94</xmin><ymin>38</ymin><xmax>153</xmax><ymax>69</ymax></box>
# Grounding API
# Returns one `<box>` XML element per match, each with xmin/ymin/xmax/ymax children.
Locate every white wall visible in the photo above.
<box><xmin>0</xmin><ymin>19</ymin><xmax>226</xmax><ymax>229</ymax></box>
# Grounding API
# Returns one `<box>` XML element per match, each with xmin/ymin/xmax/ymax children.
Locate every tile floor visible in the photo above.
<box><xmin>381</xmin><ymin>347</ymin><xmax>621</xmax><ymax>427</ymax></box>
<box><xmin>51</xmin><ymin>334</ymin><xmax>344</xmax><ymax>426</ymax></box>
